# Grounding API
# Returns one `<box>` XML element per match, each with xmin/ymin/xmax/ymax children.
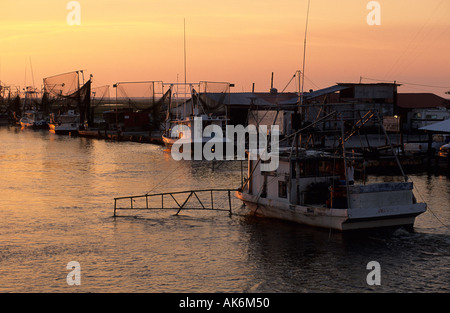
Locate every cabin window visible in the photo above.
<box><xmin>293</xmin><ymin>160</ymin><xmax>335</xmax><ymax>177</ymax></box>
<box><xmin>261</xmin><ymin>178</ymin><xmax>267</xmax><ymax>198</ymax></box>
<box><xmin>319</xmin><ymin>160</ymin><xmax>333</xmax><ymax>175</ymax></box>
<box><xmin>304</xmin><ymin>160</ymin><xmax>317</xmax><ymax>176</ymax></box>
<box><xmin>293</xmin><ymin>161</ymin><xmax>315</xmax><ymax>177</ymax></box>
<box><xmin>278</xmin><ymin>181</ymin><xmax>287</xmax><ymax>198</ymax></box>
<box><xmin>261</xmin><ymin>159</ymin><xmax>277</xmax><ymax>176</ymax></box>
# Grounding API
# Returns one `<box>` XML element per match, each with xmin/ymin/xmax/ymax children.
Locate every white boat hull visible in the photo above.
<box><xmin>49</xmin><ymin>111</ymin><xmax>80</xmax><ymax>135</ymax></box>
<box><xmin>236</xmin><ymin>191</ymin><xmax>426</xmax><ymax>231</ymax></box>
<box><xmin>162</xmin><ymin>135</ymin><xmax>177</xmax><ymax>147</ymax></box>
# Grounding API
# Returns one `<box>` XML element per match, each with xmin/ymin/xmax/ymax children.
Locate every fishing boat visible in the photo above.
<box><xmin>20</xmin><ymin>110</ymin><xmax>48</xmax><ymax>129</ymax></box>
<box><xmin>49</xmin><ymin>110</ymin><xmax>80</xmax><ymax>135</ymax></box>
<box><xmin>235</xmin><ymin>113</ymin><xmax>427</xmax><ymax>231</ymax></box>
<box><xmin>43</xmin><ymin>70</ymin><xmax>92</xmax><ymax>133</ymax></box>
<box><xmin>19</xmin><ymin>86</ymin><xmax>48</xmax><ymax>129</ymax></box>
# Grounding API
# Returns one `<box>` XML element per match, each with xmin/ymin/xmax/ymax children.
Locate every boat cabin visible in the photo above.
<box><xmin>244</xmin><ymin>147</ymin><xmax>415</xmax><ymax>211</ymax></box>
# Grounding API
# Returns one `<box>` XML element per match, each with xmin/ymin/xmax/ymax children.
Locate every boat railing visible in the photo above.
<box><xmin>113</xmin><ymin>188</ymin><xmax>238</xmax><ymax>217</ymax></box>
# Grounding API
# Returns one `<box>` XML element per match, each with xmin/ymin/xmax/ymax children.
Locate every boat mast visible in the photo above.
<box><xmin>183</xmin><ymin>18</ymin><xmax>187</xmax><ymax>119</ymax></box>
<box><xmin>29</xmin><ymin>57</ymin><xmax>35</xmax><ymax>91</ymax></box>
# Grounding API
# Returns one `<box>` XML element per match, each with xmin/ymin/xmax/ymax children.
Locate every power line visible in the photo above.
<box><xmin>384</xmin><ymin>0</ymin><xmax>447</xmax><ymax>79</ymax></box>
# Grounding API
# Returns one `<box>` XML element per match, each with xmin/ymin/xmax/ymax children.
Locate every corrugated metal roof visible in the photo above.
<box><xmin>419</xmin><ymin>118</ymin><xmax>450</xmax><ymax>133</ymax></box>
<box><xmin>206</xmin><ymin>92</ymin><xmax>299</xmax><ymax>106</ymax></box>
<box><xmin>303</xmin><ymin>85</ymin><xmax>349</xmax><ymax>99</ymax></box>
<box><xmin>397</xmin><ymin>93</ymin><xmax>450</xmax><ymax>109</ymax></box>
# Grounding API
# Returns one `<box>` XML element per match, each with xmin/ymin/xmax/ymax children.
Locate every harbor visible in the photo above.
<box><xmin>2</xmin><ymin>74</ymin><xmax>449</xmax><ymax>171</ymax></box>
<box><xmin>1</xmin><ymin>0</ymin><xmax>449</xmax><ymax>298</ymax></box>
<box><xmin>0</xmin><ymin>125</ymin><xmax>448</xmax><ymax>293</ymax></box>
<box><xmin>1</xmin><ymin>77</ymin><xmax>449</xmax><ymax>294</ymax></box>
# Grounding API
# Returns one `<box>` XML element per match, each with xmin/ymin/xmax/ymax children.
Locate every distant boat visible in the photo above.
<box><xmin>43</xmin><ymin>70</ymin><xmax>92</xmax><ymax>131</ymax></box>
<box><xmin>20</xmin><ymin>110</ymin><xmax>48</xmax><ymax>129</ymax></box>
<box><xmin>162</xmin><ymin>22</ymin><xmax>231</xmax><ymax>155</ymax></box>
<box><xmin>162</xmin><ymin>114</ymin><xmax>230</xmax><ymax>156</ymax></box>
<box><xmin>162</xmin><ymin>85</ymin><xmax>230</xmax><ymax>155</ymax></box>
<box><xmin>19</xmin><ymin>86</ymin><xmax>48</xmax><ymax>129</ymax></box>
<box><xmin>49</xmin><ymin>110</ymin><xmax>80</xmax><ymax>135</ymax></box>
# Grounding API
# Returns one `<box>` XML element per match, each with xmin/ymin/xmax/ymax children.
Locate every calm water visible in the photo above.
<box><xmin>0</xmin><ymin>126</ymin><xmax>448</xmax><ymax>293</ymax></box>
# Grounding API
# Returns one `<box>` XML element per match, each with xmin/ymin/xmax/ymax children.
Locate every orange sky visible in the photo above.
<box><xmin>1</xmin><ymin>0</ymin><xmax>449</xmax><ymax>97</ymax></box>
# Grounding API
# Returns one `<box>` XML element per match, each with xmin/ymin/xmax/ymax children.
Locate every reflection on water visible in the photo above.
<box><xmin>0</xmin><ymin>127</ymin><xmax>448</xmax><ymax>292</ymax></box>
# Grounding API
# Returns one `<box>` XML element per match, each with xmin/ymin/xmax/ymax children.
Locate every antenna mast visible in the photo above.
<box><xmin>300</xmin><ymin>0</ymin><xmax>311</xmax><ymax>106</ymax></box>
<box><xmin>183</xmin><ymin>18</ymin><xmax>187</xmax><ymax>118</ymax></box>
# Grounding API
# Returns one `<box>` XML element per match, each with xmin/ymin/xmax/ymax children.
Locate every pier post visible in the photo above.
<box><xmin>113</xmin><ymin>188</ymin><xmax>238</xmax><ymax>217</ymax></box>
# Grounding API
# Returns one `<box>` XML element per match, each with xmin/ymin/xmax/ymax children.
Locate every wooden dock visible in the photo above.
<box><xmin>113</xmin><ymin>188</ymin><xmax>238</xmax><ymax>217</ymax></box>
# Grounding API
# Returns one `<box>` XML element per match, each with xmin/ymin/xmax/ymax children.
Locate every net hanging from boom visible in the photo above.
<box><xmin>114</xmin><ymin>81</ymin><xmax>171</xmax><ymax>131</ymax></box>
<box><xmin>198</xmin><ymin>81</ymin><xmax>231</xmax><ymax>116</ymax></box>
<box><xmin>114</xmin><ymin>81</ymin><xmax>165</xmax><ymax>110</ymax></box>
<box><xmin>43</xmin><ymin>71</ymin><xmax>92</xmax><ymax>123</ymax></box>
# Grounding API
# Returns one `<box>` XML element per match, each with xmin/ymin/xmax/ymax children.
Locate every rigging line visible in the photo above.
<box><xmin>145</xmin><ymin>160</ymin><xmax>186</xmax><ymax>195</ymax></box>
<box><xmin>384</xmin><ymin>0</ymin><xmax>446</xmax><ymax>79</ymax></box>
<box><xmin>29</xmin><ymin>57</ymin><xmax>35</xmax><ymax>90</ymax></box>
<box><xmin>361</xmin><ymin>77</ymin><xmax>450</xmax><ymax>89</ymax></box>
<box><xmin>183</xmin><ymin>18</ymin><xmax>187</xmax><ymax>115</ymax></box>
<box><xmin>282</xmin><ymin>71</ymin><xmax>320</xmax><ymax>93</ymax></box>
<box><xmin>241</xmin><ymin>110</ymin><xmax>338</xmax><ymax>193</ymax></box>
<box><xmin>281</xmin><ymin>73</ymin><xmax>296</xmax><ymax>93</ymax></box>
<box><xmin>300</xmin><ymin>0</ymin><xmax>311</xmax><ymax>105</ymax></box>
<box><xmin>304</xmin><ymin>74</ymin><xmax>320</xmax><ymax>90</ymax></box>
<box><xmin>24</xmin><ymin>57</ymin><xmax>27</xmax><ymax>88</ymax></box>
<box><xmin>409</xmin><ymin>176</ymin><xmax>449</xmax><ymax>231</ymax></box>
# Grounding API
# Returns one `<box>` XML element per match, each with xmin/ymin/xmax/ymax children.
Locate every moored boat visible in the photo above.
<box><xmin>162</xmin><ymin>83</ymin><xmax>232</xmax><ymax>157</ymax></box>
<box><xmin>20</xmin><ymin>110</ymin><xmax>49</xmax><ymax>129</ymax></box>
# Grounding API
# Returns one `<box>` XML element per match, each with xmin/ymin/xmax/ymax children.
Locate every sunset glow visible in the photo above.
<box><xmin>1</xmin><ymin>0</ymin><xmax>449</xmax><ymax>96</ymax></box>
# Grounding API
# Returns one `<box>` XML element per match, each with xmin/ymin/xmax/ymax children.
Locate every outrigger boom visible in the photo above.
<box><xmin>113</xmin><ymin>188</ymin><xmax>238</xmax><ymax>217</ymax></box>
